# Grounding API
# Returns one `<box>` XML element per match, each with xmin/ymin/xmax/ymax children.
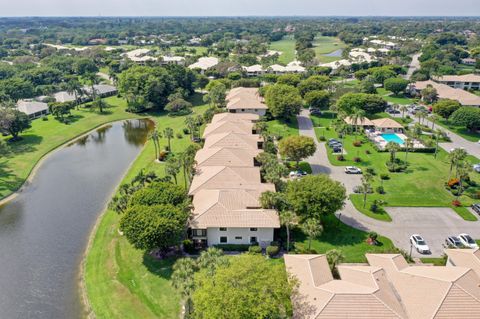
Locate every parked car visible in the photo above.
<box><xmin>410</xmin><ymin>234</ymin><xmax>430</xmax><ymax>254</ymax></box>
<box><xmin>472</xmin><ymin>203</ymin><xmax>480</xmax><ymax>215</ymax></box>
<box><xmin>458</xmin><ymin>233</ymin><xmax>479</xmax><ymax>249</ymax></box>
<box><xmin>473</xmin><ymin>164</ymin><xmax>480</xmax><ymax>173</ymax></box>
<box><xmin>289</xmin><ymin>170</ymin><xmax>307</xmax><ymax>178</ymax></box>
<box><xmin>329</xmin><ymin>143</ymin><xmax>343</xmax><ymax>149</ymax></box>
<box><xmin>309</xmin><ymin>108</ymin><xmax>321</xmax><ymax>115</ymax></box>
<box><xmin>445</xmin><ymin>236</ymin><xmax>463</xmax><ymax>248</ymax></box>
<box><xmin>345</xmin><ymin>166</ymin><xmax>362</xmax><ymax>174</ymax></box>
<box><xmin>333</xmin><ymin>147</ymin><xmax>342</xmax><ymax>153</ymax></box>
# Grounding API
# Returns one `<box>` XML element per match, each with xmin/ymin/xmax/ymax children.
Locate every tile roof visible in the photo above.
<box><xmin>412</xmin><ymin>80</ymin><xmax>480</xmax><ymax>106</ymax></box>
<box><xmin>203</xmin><ymin>132</ymin><xmax>262</xmax><ymax>151</ymax></box>
<box><xmin>435</xmin><ymin>74</ymin><xmax>480</xmax><ymax>83</ymax></box>
<box><xmin>194</xmin><ymin>147</ymin><xmax>259</xmax><ymax>168</ymax></box>
<box><xmin>188</xmin><ymin>57</ymin><xmax>219</xmax><ymax>70</ymax></box>
<box><xmin>344</xmin><ymin>116</ymin><xmax>374</xmax><ymax>126</ymax></box>
<box><xmin>371</xmin><ymin>118</ymin><xmax>404</xmax><ymax>129</ymax></box>
<box><xmin>16</xmin><ymin>100</ymin><xmax>48</xmax><ymax>115</ymax></box>
<box><xmin>211</xmin><ymin>112</ymin><xmax>260</xmax><ymax>124</ymax></box>
<box><xmin>202</xmin><ymin>120</ymin><xmax>254</xmax><ymax>138</ymax></box>
<box><xmin>226</xmin><ymin>87</ymin><xmax>268</xmax><ymax>111</ymax></box>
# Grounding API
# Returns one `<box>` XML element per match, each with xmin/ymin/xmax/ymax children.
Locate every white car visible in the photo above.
<box><xmin>410</xmin><ymin>234</ymin><xmax>430</xmax><ymax>254</ymax></box>
<box><xmin>473</xmin><ymin>164</ymin><xmax>480</xmax><ymax>173</ymax></box>
<box><xmin>345</xmin><ymin>166</ymin><xmax>362</xmax><ymax>174</ymax></box>
<box><xmin>458</xmin><ymin>233</ymin><xmax>478</xmax><ymax>249</ymax></box>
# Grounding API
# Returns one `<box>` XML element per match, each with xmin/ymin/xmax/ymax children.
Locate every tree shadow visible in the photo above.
<box><xmin>6</xmin><ymin>134</ymin><xmax>43</xmax><ymax>156</ymax></box>
<box><xmin>142</xmin><ymin>250</ymin><xmax>177</xmax><ymax>280</ymax></box>
<box><xmin>0</xmin><ymin>159</ymin><xmax>24</xmax><ymax>196</ymax></box>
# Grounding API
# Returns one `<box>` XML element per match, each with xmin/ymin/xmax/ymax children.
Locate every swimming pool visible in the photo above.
<box><xmin>381</xmin><ymin>133</ymin><xmax>405</xmax><ymax>145</ymax></box>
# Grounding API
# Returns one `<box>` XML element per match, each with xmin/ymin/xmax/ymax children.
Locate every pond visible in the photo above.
<box><xmin>323</xmin><ymin>48</ymin><xmax>344</xmax><ymax>57</ymax></box>
<box><xmin>0</xmin><ymin>119</ymin><xmax>153</xmax><ymax>319</ymax></box>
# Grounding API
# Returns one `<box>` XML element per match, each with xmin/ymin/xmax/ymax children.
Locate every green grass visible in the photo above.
<box><xmin>269</xmin><ymin>36</ymin><xmax>296</xmax><ymax>64</ymax></box>
<box><xmin>292</xmin><ymin>215</ymin><xmax>395</xmax><ymax>263</ymax></box>
<box><xmin>435</xmin><ymin>119</ymin><xmax>480</xmax><ymax>142</ymax></box>
<box><xmin>420</xmin><ymin>257</ymin><xmax>447</xmax><ymax>266</ymax></box>
<box><xmin>266</xmin><ymin>117</ymin><xmax>299</xmax><ymax>138</ymax></box>
<box><xmin>377</xmin><ymin>88</ymin><xmax>414</xmax><ymax>105</ymax></box>
<box><xmin>85</xmin><ymin>95</ymin><xmax>210</xmax><ymax>319</ymax></box>
<box><xmin>0</xmin><ymin>97</ymin><xmax>141</xmax><ymax>200</ymax></box>
<box><xmin>311</xmin><ymin>112</ymin><xmax>478</xmax><ymax>221</ymax></box>
<box><xmin>170</xmin><ymin>46</ymin><xmax>208</xmax><ymax>55</ymax></box>
<box><xmin>350</xmin><ymin>195</ymin><xmax>392</xmax><ymax>222</ymax></box>
<box><xmin>313</xmin><ymin>36</ymin><xmax>346</xmax><ymax>63</ymax></box>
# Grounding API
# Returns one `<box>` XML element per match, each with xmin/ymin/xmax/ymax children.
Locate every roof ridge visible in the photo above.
<box><xmin>371</xmin><ymin>294</ymin><xmax>404</xmax><ymax>319</ymax></box>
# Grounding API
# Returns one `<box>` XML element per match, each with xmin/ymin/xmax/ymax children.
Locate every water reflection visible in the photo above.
<box><xmin>0</xmin><ymin>119</ymin><xmax>152</xmax><ymax>319</ymax></box>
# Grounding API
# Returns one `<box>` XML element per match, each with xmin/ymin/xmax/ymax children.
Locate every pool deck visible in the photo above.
<box><xmin>368</xmin><ymin>131</ymin><xmax>424</xmax><ymax>150</ymax></box>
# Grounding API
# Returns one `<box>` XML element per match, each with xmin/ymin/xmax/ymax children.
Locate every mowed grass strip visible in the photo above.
<box><xmin>85</xmin><ymin>95</ymin><xmax>209</xmax><ymax>319</ymax></box>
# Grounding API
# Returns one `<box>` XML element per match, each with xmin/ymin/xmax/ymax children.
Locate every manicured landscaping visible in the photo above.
<box><xmin>84</xmin><ymin>95</ymin><xmax>210</xmax><ymax>319</ymax></box>
<box><xmin>269</xmin><ymin>36</ymin><xmax>296</xmax><ymax>64</ymax></box>
<box><xmin>266</xmin><ymin>118</ymin><xmax>299</xmax><ymax>138</ymax></box>
<box><xmin>436</xmin><ymin>118</ymin><xmax>480</xmax><ymax>142</ymax></box>
<box><xmin>312</xmin><ymin>36</ymin><xmax>346</xmax><ymax>63</ymax></box>
<box><xmin>420</xmin><ymin>257</ymin><xmax>447</xmax><ymax>266</ymax></box>
<box><xmin>0</xmin><ymin>96</ymin><xmax>142</xmax><ymax>200</ymax></box>
<box><xmin>376</xmin><ymin>88</ymin><xmax>415</xmax><ymax>105</ymax></box>
<box><xmin>312</xmin><ymin>112</ymin><xmax>479</xmax><ymax>221</ymax></box>
<box><xmin>292</xmin><ymin>214</ymin><xmax>396</xmax><ymax>263</ymax></box>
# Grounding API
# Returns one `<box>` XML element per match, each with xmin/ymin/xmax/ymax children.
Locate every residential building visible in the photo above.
<box><xmin>410</xmin><ymin>80</ymin><xmax>480</xmax><ymax>107</ymax></box>
<box><xmin>53</xmin><ymin>91</ymin><xmax>76</xmax><ymax>103</ymax></box>
<box><xmin>243</xmin><ymin>64</ymin><xmax>265</xmax><ymax>77</ymax></box>
<box><xmin>124</xmin><ymin>48</ymin><xmax>157</xmax><ymax>65</ymax></box>
<box><xmin>461</xmin><ymin>58</ymin><xmax>477</xmax><ymax>66</ymax></box>
<box><xmin>84</xmin><ymin>84</ymin><xmax>118</xmax><ymax>97</ymax></box>
<box><xmin>160</xmin><ymin>56</ymin><xmax>185</xmax><ymax>66</ymax></box>
<box><xmin>190</xmin><ymin>189</ymin><xmax>279</xmax><ymax>247</ymax></box>
<box><xmin>188</xmin><ymin>57</ymin><xmax>219</xmax><ymax>73</ymax></box>
<box><xmin>371</xmin><ymin>118</ymin><xmax>404</xmax><ymax>133</ymax></box>
<box><xmin>226</xmin><ymin>87</ymin><xmax>268</xmax><ymax>116</ymax></box>
<box><xmin>194</xmin><ymin>147</ymin><xmax>260</xmax><ymax>168</ymax></box>
<box><xmin>434</xmin><ymin>74</ymin><xmax>480</xmax><ymax>90</ymax></box>
<box><xmin>343</xmin><ymin>116</ymin><xmax>374</xmax><ymax>127</ymax></box>
<box><xmin>16</xmin><ymin>100</ymin><xmax>49</xmax><ymax>119</ymax></box>
<box><xmin>268</xmin><ymin>61</ymin><xmax>306</xmax><ymax>74</ymax></box>
<box><xmin>210</xmin><ymin>112</ymin><xmax>259</xmax><ymax>124</ymax></box>
<box><xmin>285</xmin><ymin>252</ymin><xmax>480</xmax><ymax>319</ymax></box>
<box><xmin>202</xmin><ymin>119</ymin><xmax>255</xmax><ymax>138</ymax></box>
<box><xmin>203</xmin><ymin>131</ymin><xmax>263</xmax><ymax>150</ymax></box>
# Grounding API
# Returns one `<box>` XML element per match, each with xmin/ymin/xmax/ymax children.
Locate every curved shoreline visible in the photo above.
<box><xmin>78</xmin><ymin>118</ymin><xmax>154</xmax><ymax>319</ymax></box>
<box><xmin>0</xmin><ymin>116</ymin><xmax>142</xmax><ymax>206</ymax></box>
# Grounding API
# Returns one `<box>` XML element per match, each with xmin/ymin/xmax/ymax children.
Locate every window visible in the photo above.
<box><xmin>250</xmin><ymin>237</ymin><xmax>257</xmax><ymax>244</ymax></box>
<box><xmin>250</xmin><ymin>228</ymin><xmax>258</xmax><ymax>231</ymax></box>
<box><xmin>219</xmin><ymin>227</ymin><xmax>227</xmax><ymax>231</ymax></box>
<box><xmin>241</xmin><ymin>109</ymin><xmax>245</xmax><ymax>112</ymax></box>
<box><xmin>192</xmin><ymin>229</ymin><xmax>206</xmax><ymax>237</ymax></box>
<box><xmin>220</xmin><ymin>236</ymin><xmax>228</xmax><ymax>243</ymax></box>
<box><xmin>235</xmin><ymin>236</ymin><xmax>242</xmax><ymax>240</ymax></box>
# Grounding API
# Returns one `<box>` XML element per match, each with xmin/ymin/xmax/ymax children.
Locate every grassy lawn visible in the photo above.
<box><xmin>85</xmin><ymin>95</ymin><xmax>210</xmax><ymax>319</ymax></box>
<box><xmin>313</xmin><ymin>36</ymin><xmax>346</xmax><ymax>63</ymax></box>
<box><xmin>420</xmin><ymin>257</ymin><xmax>447</xmax><ymax>266</ymax></box>
<box><xmin>377</xmin><ymin>88</ymin><xmax>414</xmax><ymax>105</ymax></box>
<box><xmin>266</xmin><ymin>117</ymin><xmax>299</xmax><ymax>138</ymax></box>
<box><xmin>269</xmin><ymin>36</ymin><xmax>296</xmax><ymax>64</ymax></box>
<box><xmin>311</xmin><ymin>112</ymin><xmax>478</xmax><ymax>221</ymax></box>
<box><xmin>292</xmin><ymin>215</ymin><xmax>395</xmax><ymax>263</ymax></box>
<box><xmin>436</xmin><ymin>118</ymin><xmax>480</xmax><ymax>142</ymax></box>
<box><xmin>0</xmin><ymin>96</ymin><xmax>142</xmax><ymax>200</ymax></box>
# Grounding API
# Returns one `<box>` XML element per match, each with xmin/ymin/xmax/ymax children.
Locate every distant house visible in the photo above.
<box><xmin>53</xmin><ymin>91</ymin><xmax>76</xmax><ymax>103</ymax></box>
<box><xmin>160</xmin><ymin>56</ymin><xmax>185</xmax><ymax>66</ymax></box>
<box><xmin>85</xmin><ymin>84</ymin><xmax>118</xmax><ymax>98</ymax></box>
<box><xmin>188</xmin><ymin>57</ymin><xmax>219</xmax><ymax>74</ymax></box>
<box><xmin>226</xmin><ymin>87</ymin><xmax>268</xmax><ymax>116</ymax></box>
<box><xmin>434</xmin><ymin>74</ymin><xmax>480</xmax><ymax>91</ymax></box>
<box><xmin>410</xmin><ymin>80</ymin><xmax>480</xmax><ymax>107</ymax></box>
<box><xmin>462</xmin><ymin>58</ymin><xmax>477</xmax><ymax>66</ymax></box>
<box><xmin>16</xmin><ymin>100</ymin><xmax>49</xmax><ymax>119</ymax></box>
<box><xmin>88</xmin><ymin>38</ymin><xmax>108</xmax><ymax>45</ymax></box>
<box><xmin>124</xmin><ymin>48</ymin><xmax>157</xmax><ymax>65</ymax></box>
<box><xmin>343</xmin><ymin>116</ymin><xmax>374</xmax><ymax>128</ymax></box>
<box><xmin>243</xmin><ymin>64</ymin><xmax>265</xmax><ymax>77</ymax></box>
<box><xmin>267</xmin><ymin>61</ymin><xmax>305</xmax><ymax>74</ymax></box>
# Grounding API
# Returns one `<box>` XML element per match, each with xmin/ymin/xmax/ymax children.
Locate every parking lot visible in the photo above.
<box><xmin>384</xmin><ymin>207</ymin><xmax>480</xmax><ymax>257</ymax></box>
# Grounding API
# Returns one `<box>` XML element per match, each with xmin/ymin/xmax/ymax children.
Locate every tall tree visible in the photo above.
<box><xmin>164</xmin><ymin>127</ymin><xmax>174</xmax><ymax>151</ymax></box>
<box><xmin>0</xmin><ymin>106</ymin><xmax>31</xmax><ymax>140</ymax></box>
<box><xmin>278</xmin><ymin>135</ymin><xmax>316</xmax><ymax>169</ymax></box>
<box><xmin>301</xmin><ymin>218</ymin><xmax>323</xmax><ymax>250</ymax></box>
<box><xmin>280</xmin><ymin>210</ymin><xmax>298</xmax><ymax>252</ymax></box>
<box><xmin>165</xmin><ymin>156</ymin><xmax>181</xmax><ymax>184</ymax></box>
<box><xmin>360</xmin><ymin>172</ymin><xmax>373</xmax><ymax>208</ymax></box>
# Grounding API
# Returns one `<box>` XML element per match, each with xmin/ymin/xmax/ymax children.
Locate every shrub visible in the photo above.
<box><xmin>353</xmin><ymin>141</ymin><xmax>362</xmax><ymax>147</ymax></box>
<box><xmin>366</xmin><ymin>168</ymin><xmax>376</xmax><ymax>175</ymax></box>
<box><xmin>353</xmin><ymin>157</ymin><xmax>361</xmax><ymax>163</ymax></box>
<box><xmin>183</xmin><ymin>239</ymin><xmax>196</xmax><ymax>254</ymax></box>
<box><xmin>319</xmin><ymin>135</ymin><xmax>326</xmax><ymax>141</ymax></box>
<box><xmin>266</xmin><ymin>245</ymin><xmax>279</xmax><ymax>257</ymax></box>
<box><xmin>452</xmin><ymin>200</ymin><xmax>461</xmax><ymax>207</ymax></box>
<box><xmin>370</xmin><ymin>201</ymin><xmax>378</xmax><ymax>212</ymax></box>
<box><xmin>214</xmin><ymin>244</ymin><xmax>250</xmax><ymax>251</ymax></box>
<box><xmin>376</xmin><ymin>186</ymin><xmax>385</xmax><ymax>194</ymax></box>
<box><xmin>353</xmin><ymin>185</ymin><xmax>363</xmax><ymax>194</ymax></box>
<box><xmin>42</xmin><ymin>116</ymin><xmax>48</xmax><ymax>121</ymax></box>
<box><xmin>380</xmin><ymin>173</ymin><xmax>390</xmax><ymax>180</ymax></box>
<box><xmin>176</xmin><ymin>132</ymin><xmax>183</xmax><ymax>139</ymax></box>
<box><xmin>337</xmin><ymin>155</ymin><xmax>345</xmax><ymax>161</ymax></box>
<box><xmin>295</xmin><ymin>247</ymin><xmax>318</xmax><ymax>254</ymax></box>
<box><xmin>182</xmin><ymin>127</ymin><xmax>190</xmax><ymax>134</ymax></box>
<box><xmin>386</xmin><ymin>159</ymin><xmax>407</xmax><ymax>172</ymax></box>
<box><xmin>365</xmin><ymin>149</ymin><xmax>371</xmax><ymax>154</ymax></box>
<box><xmin>158</xmin><ymin>150</ymin><xmax>169</xmax><ymax>161</ymax></box>
<box><xmin>368</xmin><ymin>232</ymin><xmax>378</xmax><ymax>241</ymax></box>
<box><xmin>448</xmin><ymin>178</ymin><xmax>460</xmax><ymax>188</ymax></box>
<box><xmin>248</xmin><ymin>245</ymin><xmax>262</xmax><ymax>254</ymax></box>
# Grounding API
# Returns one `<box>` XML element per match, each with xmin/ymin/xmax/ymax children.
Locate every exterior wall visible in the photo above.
<box><xmin>440</xmin><ymin>81</ymin><xmax>480</xmax><ymax>91</ymax></box>
<box><xmin>229</xmin><ymin>108</ymin><xmax>266</xmax><ymax>116</ymax></box>
<box><xmin>206</xmin><ymin>227</ymin><xmax>274</xmax><ymax>247</ymax></box>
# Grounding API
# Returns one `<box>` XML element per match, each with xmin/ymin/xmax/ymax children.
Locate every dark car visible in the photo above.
<box><xmin>472</xmin><ymin>203</ymin><xmax>480</xmax><ymax>215</ymax></box>
<box><xmin>333</xmin><ymin>147</ymin><xmax>342</xmax><ymax>153</ymax></box>
<box><xmin>445</xmin><ymin>236</ymin><xmax>463</xmax><ymax>248</ymax></box>
<box><xmin>310</xmin><ymin>109</ymin><xmax>322</xmax><ymax>115</ymax></box>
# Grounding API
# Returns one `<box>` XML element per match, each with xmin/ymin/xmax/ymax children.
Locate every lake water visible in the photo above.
<box><xmin>323</xmin><ymin>49</ymin><xmax>343</xmax><ymax>57</ymax></box>
<box><xmin>0</xmin><ymin>119</ymin><xmax>153</xmax><ymax>319</ymax></box>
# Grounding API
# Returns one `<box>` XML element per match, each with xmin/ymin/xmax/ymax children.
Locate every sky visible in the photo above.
<box><xmin>1</xmin><ymin>0</ymin><xmax>480</xmax><ymax>17</ymax></box>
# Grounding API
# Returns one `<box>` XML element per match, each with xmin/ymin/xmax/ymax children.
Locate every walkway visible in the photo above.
<box><xmin>405</xmin><ymin>53</ymin><xmax>421</xmax><ymax>80</ymax></box>
<box><xmin>297</xmin><ymin>109</ymin><xmax>480</xmax><ymax>257</ymax></box>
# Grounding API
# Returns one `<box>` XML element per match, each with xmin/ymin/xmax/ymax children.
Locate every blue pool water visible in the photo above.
<box><xmin>381</xmin><ymin>133</ymin><xmax>405</xmax><ymax>145</ymax></box>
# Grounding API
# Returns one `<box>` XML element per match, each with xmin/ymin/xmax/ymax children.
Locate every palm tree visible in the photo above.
<box><xmin>404</xmin><ymin>138</ymin><xmax>414</xmax><ymax>163</ymax></box>
<box><xmin>197</xmin><ymin>247</ymin><xmax>228</xmax><ymax>276</ymax></box>
<box><xmin>361</xmin><ymin>172</ymin><xmax>373</xmax><ymax>208</ymax></box>
<box><xmin>386</xmin><ymin>141</ymin><xmax>399</xmax><ymax>164</ymax></box>
<box><xmin>326</xmin><ymin>249</ymin><xmax>345</xmax><ymax>278</ymax></box>
<box><xmin>164</xmin><ymin>127</ymin><xmax>174</xmax><ymax>152</ymax></box>
<box><xmin>434</xmin><ymin>129</ymin><xmax>442</xmax><ymax>159</ymax></box>
<box><xmin>430</xmin><ymin>114</ymin><xmax>439</xmax><ymax>130</ymax></box>
<box><xmin>171</xmin><ymin>258</ymin><xmax>198</xmax><ymax>315</ymax></box>
<box><xmin>301</xmin><ymin>219</ymin><xmax>323</xmax><ymax>251</ymax></box>
<box><xmin>457</xmin><ymin>161</ymin><xmax>472</xmax><ymax>198</ymax></box>
<box><xmin>280</xmin><ymin>211</ymin><xmax>298</xmax><ymax>252</ymax></box>
<box><xmin>350</xmin><ymin>108</ymin><xmax>366</xmax><ymax>141</ymax></box>
<box><xmin>165</xmin><ymin>156</ymin><xmax>181</xmax><ymax>184</ymax></box>
<box><xmin>184</xmin><ymin>116</ymin><xmax>195</xmax><ymax>141</ymax></box>
<box><xmin>448</xmin><ymin>148</ymin><xmax>468</xmax><ymax>178</ymax></box>
<box><xmin>400</xmin><ymin>105</ymin><xmax>408</xmax><ymax>119</ymax></box>
<box><xmin>418</xmin><ymin>110</ymin><xmax>428</xmax><ymax>126</ymax></box>
<box><xmin>84</xmin><ymin>72</ymin><xmax>100</xmax><ymax>101</ymax></box>
<box><xmin>66</xmin><ymin>79</ymin><xmax>83</xmax><ymax>110</ymax></box>
<box><xmin>149</xmin><ymin>129</ymin><xmax>161</xmax><ymax>160</ymax></box>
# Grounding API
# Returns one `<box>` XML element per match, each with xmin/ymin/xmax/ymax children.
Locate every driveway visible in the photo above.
<box><xmin>297</xmin><ymin>109</ymin><xmax>480</xmax><ymax>257</ymax></box>
<box><xmin>405</xmin><ymin>53</ymin><xmax>421</xmax><ymax>80</ymax></box>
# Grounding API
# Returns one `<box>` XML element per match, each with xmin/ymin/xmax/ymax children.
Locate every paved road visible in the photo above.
<box><xmin>297</xmin><ymin>109</ymin><xmax>480</xmax><ymax>257</ymax></box>
<box><xmin>405</xmin><ymin>53</ymin><xmax>421</xmax><ymax>80</ymax></box>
